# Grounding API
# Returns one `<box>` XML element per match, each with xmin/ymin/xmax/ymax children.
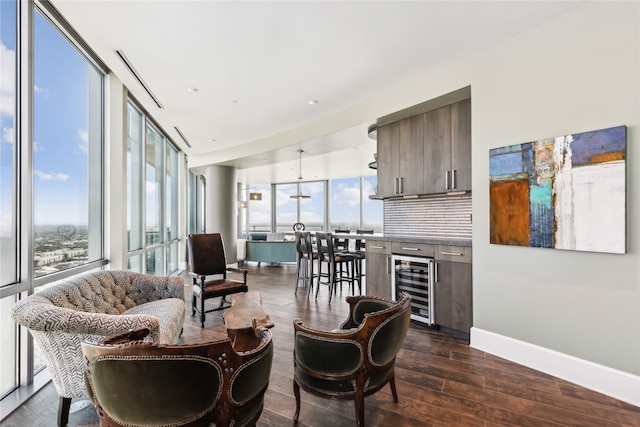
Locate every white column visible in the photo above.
<box><xmin>205</xmin><ymin>165</ymin><xmax>238</xmax><ymax>263</ymax></box>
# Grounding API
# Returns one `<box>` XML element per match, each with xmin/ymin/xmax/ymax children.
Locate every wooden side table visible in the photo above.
<box><xmin>223</xmin><ymin>291</ymin><xmax>274</xmax><ymax>351</ymax></box>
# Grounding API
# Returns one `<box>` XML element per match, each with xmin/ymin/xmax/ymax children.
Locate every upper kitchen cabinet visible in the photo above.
<box><xmin>450</xmin><ymin>98</ymin><xmax>472</xmax><ymax>191</ymax></box>
<box><xmin>376</xmin><ymin>114</ymin><xmax>424</xmax><ymax>198</ymax></box>
<box><xmin>424</xmin><ymin>99</ymin><xmax>471</xmax><ymax>193</ymax></box>
<box><xmin>376</xmin><ymin>97</ymin><xmax>471</xmax><ymax>198</ymax></box>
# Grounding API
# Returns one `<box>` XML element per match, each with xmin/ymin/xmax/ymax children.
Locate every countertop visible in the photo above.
<box><xmin>360</xmin><ymin>235</ymin><xmax>472</xmax><ymax>247</ymax></box>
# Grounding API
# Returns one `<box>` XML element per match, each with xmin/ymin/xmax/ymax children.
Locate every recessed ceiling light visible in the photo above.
<box><xmin>209</xmin><ymin>138</ymin><xmax>216</xmax><ymax>142</ymax></box>
<box><xmin>308</xmin><ymin>99</ymin><xmax>319</xmax><ymax>105</ymax></box>
<box><xmin>233</xmin><ymin>100</ymin><xmax>239</xmax><ymax>104</ymax></box>
<box><xmin>186</xmin><ymin>87</ymin><xmax>199</xmax><ymax>93</ymax></box>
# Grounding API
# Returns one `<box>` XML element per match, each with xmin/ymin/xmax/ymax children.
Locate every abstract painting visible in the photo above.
<box><xmin>489</xmin><ymin>125</ymin><xmax>626</xmax><ymax>254</ymax></box>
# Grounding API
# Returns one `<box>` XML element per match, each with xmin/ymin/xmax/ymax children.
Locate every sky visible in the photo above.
<box><xmin>1</xmin><ymin>6</ymin><xmax>95</xmax><ymax>229</ymax></box>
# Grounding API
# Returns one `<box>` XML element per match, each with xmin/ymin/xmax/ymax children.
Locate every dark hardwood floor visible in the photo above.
<box><xmin>3</xmin><ymin>264</ymin><xmax>639</xmax><ymax>426</ymax></box>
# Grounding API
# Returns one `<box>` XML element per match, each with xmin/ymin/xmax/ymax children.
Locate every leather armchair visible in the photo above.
<box><xmin>293</xmin><ymin>292</ymin><xmax>412</xmax><ymax>427</ymax></box>
<box><xmin>82</xmin><ymin>326</ymin><xmax>273</xmax><ymax>427</ymax></box>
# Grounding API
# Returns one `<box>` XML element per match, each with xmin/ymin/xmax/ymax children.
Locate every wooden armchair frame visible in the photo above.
<box><xmin>292</xmin><ymin>292</ymin><xmax>411</xmax><ymax>427</ymax></box>
<box><xmin>82</xmin><ymin>326</ymin><xmax>273</xmax><ymax>427</ymax></box>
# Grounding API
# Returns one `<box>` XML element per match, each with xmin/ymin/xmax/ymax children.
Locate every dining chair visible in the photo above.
<box><xmin>352</xmin><ymin>229</ymin><xmax>374</xmax><ymax>294</ymax></box>
<box><xmin>333</xmin><ymin>229</ymin><xmax>351</xmax><ymax>253</ymax></box>
<box><xmin>315</xmin><ymin>232</ymin><xmax>355</xmax><ymax>302</ymax></box>
<box><xmin>294</xmin><ymin>231</ymin><xmax>317</xmax><ymax>296</ymax></box>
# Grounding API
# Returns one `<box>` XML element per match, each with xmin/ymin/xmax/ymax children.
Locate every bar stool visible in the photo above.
<box><xmin>294</xmin><ymin>231</ymin><xmax>317</xmax><ymax>296</ymax></box>
<box><xmin>353</xmin><ymin>230</ymin><xmax>374</xmax><ymax>294</ymax></box>
<box><xmin>315</xmin><ymin>232</ymin><xmax>355</xmax><ymax>303</ymax></box>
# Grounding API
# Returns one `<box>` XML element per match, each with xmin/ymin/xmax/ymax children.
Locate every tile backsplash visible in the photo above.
<box><xmin>384</xmin><ymin>195</ymin><xmax>472</xmax><ymax>241</ymax></box>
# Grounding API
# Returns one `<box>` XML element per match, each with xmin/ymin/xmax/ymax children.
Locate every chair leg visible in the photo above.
<box><xmin>191</xmin><ymin>294</ymin><xmax>196</xmax><ymax>316</ymax></box>
<box><xmin>58</xmin><ymin>396</ymin><xmax>71</xmax><ymax>426</ymax></box>
<box><xmin>308</xmin><ymin>259</ymin><xmax>314</xmax><ymax>298</ymax></box>
<box><xmin>354</xmin><ymin>389</ymin><xmax>365</xmax><ymax>427</ymax></box>
<box><xmin>295</xmin><ymin>258</ymin><xmax>302</xmax><ymax>294</ymax></box>
<box><xmin>293</xmin><ymin>381</ymin><xmax>301</xmax><ymax>423</ymax></box>
<box><xmin>389</xmin><ymin>371</ymin><xmax>399</xmax><ymax>403</ymax></box>
<box><xmin>200</xmin><ymin>294</ymin><xmax>206</xmax><ymax>328</ymax></box>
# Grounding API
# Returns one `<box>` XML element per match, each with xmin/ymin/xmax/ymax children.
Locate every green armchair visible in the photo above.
<box><xmin>81</xmin><ymin>326</ymin><xmax>273</xmax><ymax>427</ymax></box>
<box><xmin>293</xmin><ymin>292</ymin><xmax>411</xmax><ymax>427</ymax></box>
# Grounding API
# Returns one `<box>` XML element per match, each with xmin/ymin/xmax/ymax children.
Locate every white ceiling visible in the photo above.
<box><xmin>50</xmin><ymin>0</ymin><xmax>582</xmax><ymax>185</ymax></box>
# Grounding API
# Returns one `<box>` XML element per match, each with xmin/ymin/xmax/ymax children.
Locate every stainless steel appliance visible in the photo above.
<box><xmin>391</xmin><ymin>254</ymin><xmax>435</xmax><ymax>326</ymax></box>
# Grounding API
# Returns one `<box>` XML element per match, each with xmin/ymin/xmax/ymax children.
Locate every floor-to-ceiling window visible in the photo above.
<box><xmin>330</xmin><ymin>177</ymin><xmax>361</xmax><ymax>231</ymax></box>
<box><xmin>0</xmin><ymin>0</ymin><xmax>18</xmax><ymax>399</ymax></box>
<box><xmin>270</xmin><ymin>176</ymin><xmax>382</xmax><ymax>234</ymax></box>
<box><xmin>0</xmin><ymin>0</ymin><xmax>106</xmax><ymax>410</ymax></box>
<box><xmin>275</xmin><ymin>181</ymin><xmax>325</xmax><ymax>232</ymax></box>
<box><xmin>362</xmin><ymin>176</ymin><xmax>383</xmax><ymax>233</ymax></box>
<box><xmin>246</xmin><ymin>183</ymin><xmax>271</xmax><ymax>235</ymax></box>
<box><xmin>32</xmin><ymin>9</ymin><xmax>104</xmax><ymax>279</ymax></box>
<box><xmin>126</xmin><ymin>100</ymin><xmax>180</xmax><ymax>275</ymax></box>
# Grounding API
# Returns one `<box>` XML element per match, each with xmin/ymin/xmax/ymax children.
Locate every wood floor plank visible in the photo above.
<box><xmin>3</xmin><ymin>263</ymin><xmax>638</xmax><ymax>427</ymax></box>
<box><xmin>485</xmin><ymin>377</ymin><xmax>639</xmax><ymax>426</ymax></box>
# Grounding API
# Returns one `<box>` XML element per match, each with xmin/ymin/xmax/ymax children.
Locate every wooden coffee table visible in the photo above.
<box><xmin>223</xmin><ymin>291</ymin><xmax>274</xmax><ymax>351</ymax></box>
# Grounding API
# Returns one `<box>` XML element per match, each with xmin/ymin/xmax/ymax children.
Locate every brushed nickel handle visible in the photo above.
<box><xmin>435</xmin><ymin>262</ymin><xmax>439</xmax><ymax>283</ymax></box>
<box><xmin>451</xmin><ymin>169</ymin><xmax>456</xmax><ymax>189</ymax></box>
<box><xmin>445</xmin><ymin>170</ymin><xmax>450</xmax><ymax>190</ymax></box>
<box><xmin>401</xmin><ymin>247</ymin><xmax>420</xmax><ymax>251</ymax></box>
<box><xmin>440</xmin><ymin>251</ymin><xmax>463</xmax><ymax>256</ymax></box>
<box><xmin>370</xmin><ymin>245</ymin><xmax>385</xmax><ymax>249</ymax></box>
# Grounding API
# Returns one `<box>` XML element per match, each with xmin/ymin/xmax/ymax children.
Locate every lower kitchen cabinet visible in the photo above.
<box><xmin>365</xmin><ymin>241</ymin><xmax>392</xmax><ymax>299</ymax></box>
<box><xmin>434</xmin><ymin>259</ymin><xmax>472</xmax><ymax>339</ymax></box>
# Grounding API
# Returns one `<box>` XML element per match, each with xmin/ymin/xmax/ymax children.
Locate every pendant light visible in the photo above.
<box><xmin>290</xmin><ymin>149</ymin><xmax>311</xmax><ymax>199</ymax></box>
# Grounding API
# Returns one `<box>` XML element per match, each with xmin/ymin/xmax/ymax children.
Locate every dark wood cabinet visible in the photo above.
<box><xmin>434</xmin><ymin>245</ymin><xmax>472</xmax><ymax>339</ymax></box>
<box><xmin>450</xmin><ymin>98</ymin><xmax>472</xmax><ymax>191</ymax></box>
<box><xmin>424</xmin><ymin>99</ymin><xmax>471</xmax><ymax>193</ymax></box>
<box><xmin>423</xmin><ymin>104</ymin><xmax>451</xmax><ymax>193</ymax></box>
<box><xmin>376</xmin><ymin>124</ymin><xmax>398</xmax><ymax>198</ymax></box>
<box><xmin>365</xmin><ymin>241</ymin><xmax>392</xmax><ymax>299</ymax></box>
<box><xmin>377</xmin><ymin>99</ymin><xmax>470</xmax><ymax>198</ymax></box>
<box><xmin>376</xmin><ymin>115</ymin><xmax>424</xmax><ymax>198</ymax></box>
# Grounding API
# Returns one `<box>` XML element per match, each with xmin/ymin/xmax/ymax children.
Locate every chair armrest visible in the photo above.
<box><xmin>226</xmin><ymin>267</ymin><xmax>248</xmax><ymax>282</ymax></box>
<box><xmin>340</xmin><ymin>295</ymin><xmax>394</xmax><ymax>330</ymax></box>
<box><xmin>293</xmin><ymin>319</ymin><xmax>363</xmax><ymax>376</ymax></box>
<box><xmin>99</xmin><ymin>327</ymin><xmax>151</xmax><ymax>345</ymax></box>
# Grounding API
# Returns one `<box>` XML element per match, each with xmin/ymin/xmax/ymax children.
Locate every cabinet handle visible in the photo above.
<box><xmin>440</xmin><ymin>251</ymin><xmax>463</xmax><ymax>256</ymax></box>
<box><xmin>370</xmin><ymin>245</ymin><xmax>385</xmax><ymax>249</ymax></box>
<box><xmin>452</xmin><ymin>169</ymin><xmax>456</xmax><ymax>189</ymax></box>
<box><xmin>401</xmin><ymin>247</ymin><xmax>420</xmax><ymax>251</ymax></box>
<box><xmin>435</xmin><ymin>262</ymin><xmax>439</xmax><ymax>283</ymax></box>
<box><xmin>394</xmin><ymin>177</ymin><xmax>399</xmax><ymax>194</ymax></box>
<box><xmin>445</xmin><ymin>170</ymin><xmax>450</xmax><ymax>190</ymax></box>
<box><xmin>386</xmin><ymin>256</ymin><xmax>390</xmax><ymax>274</ymax></box>
<box><xmin>399</xmin><ymin>177</ymin><xmax>404</xmax><ymax>194</ymax></box>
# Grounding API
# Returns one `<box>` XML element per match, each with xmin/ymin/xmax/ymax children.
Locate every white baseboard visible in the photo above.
<box><xmin>470</xmin><ymin>327</ymin><xmax>640</xmax><ymax>407</ymax></box>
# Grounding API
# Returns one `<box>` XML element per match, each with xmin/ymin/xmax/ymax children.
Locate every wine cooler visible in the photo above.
<box><xmin>391</xmin><ymin>254</ymin><xmax>435</xmax><ymax>326</ymax></box>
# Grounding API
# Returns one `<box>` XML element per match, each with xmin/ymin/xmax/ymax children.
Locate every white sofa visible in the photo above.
<box><xmin>10</xmin><ymin>270</ymin><xmax>185</xmax><ymax>426</ymax></box>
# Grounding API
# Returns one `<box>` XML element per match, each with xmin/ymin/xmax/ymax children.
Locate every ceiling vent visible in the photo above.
<box><xmin>115</xmin><ymin>49</ymin><xmax>163</xmax><ymax>109</ymax></box>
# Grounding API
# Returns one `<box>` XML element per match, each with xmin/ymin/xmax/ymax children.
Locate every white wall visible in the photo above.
<box><xmin>348</xmin><ymin>1</ymin><xmax>638</xmax><ymax>405</ymax></box>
